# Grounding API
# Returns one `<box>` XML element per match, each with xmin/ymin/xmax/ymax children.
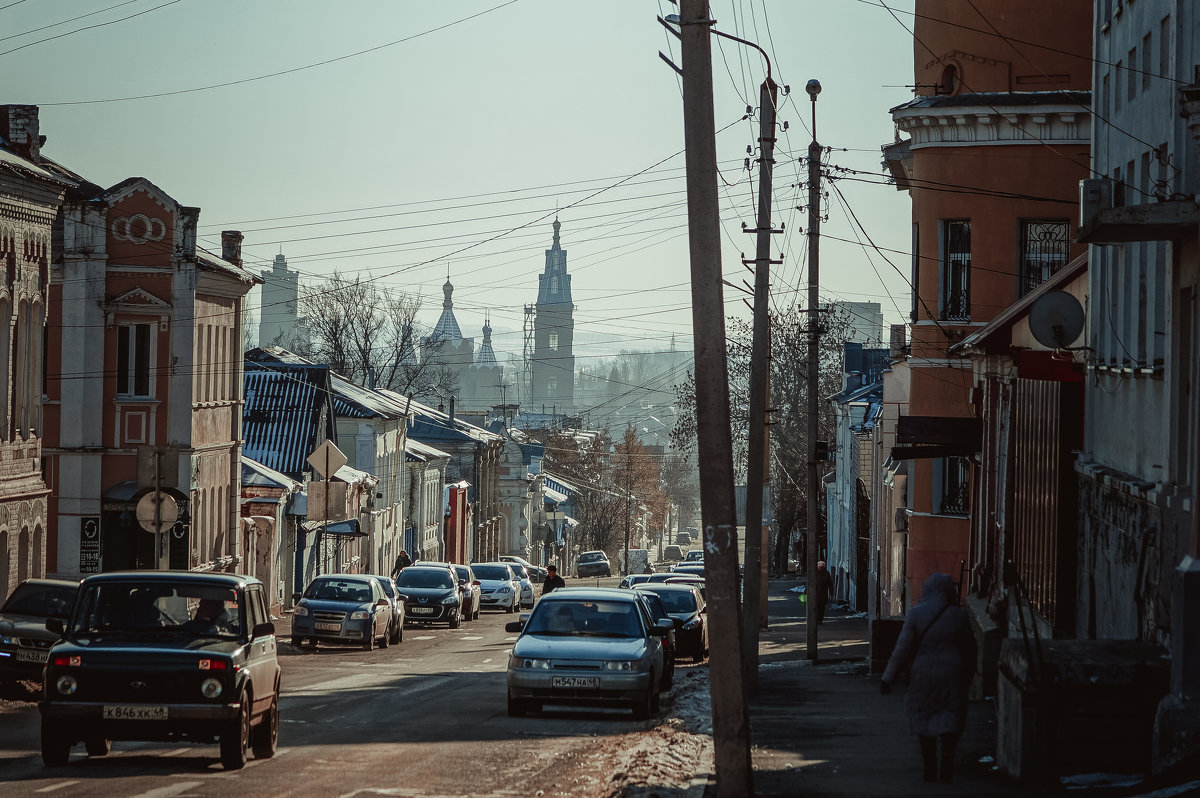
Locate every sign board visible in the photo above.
<box><xmin>136</xmin><ymin>491</ymin><xmax>179</xmax><ymax>534</ymax></box>
<box><xmin>306</xmin><ymin>480</ymin><xmax>348</xmax><ymax>522</ymax></box>
<box><xmin>79</xmin><ymin>516</ymin><xmax>101</xmax><ymax>574</ymax></box>
<box><xmin>307</xmin><ymin>440</ymin><xmax>348</xmax><ymax>480</ymax></box>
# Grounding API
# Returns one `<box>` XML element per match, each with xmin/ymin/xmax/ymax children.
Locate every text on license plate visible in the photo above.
<box><xmin>16</xmin><ymin>649</ymin><xmax>48</xmax><ymax>663</ymax></box>
<box><xmin>552</xmin><ymin>676</ymin><xmax>599</xmax><ymax>688</ymax></box>
<box><xmin>315</xmin><ymin>622</ymin><xmax>342</xmax><ymax>631</ymax></box>
<box><xmin>410</xmin><ymin>607</ymin><xmax>435</xmax><ymax>615</ymax></box>
<box><xmin>103</xmin><ymin>705</ymin><xmax>168</xmax><ymax>720</ymax></box>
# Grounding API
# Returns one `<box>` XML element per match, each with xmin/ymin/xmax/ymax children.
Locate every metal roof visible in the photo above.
<box><xmin>241</xmin><ymin>456</ymin><xmax>301</xmax><ymax>491</ymax></box>
<box><xmin>243</xmin><ymin>362</ymin><xmax>335</xmax><ymax>479</ymax></box>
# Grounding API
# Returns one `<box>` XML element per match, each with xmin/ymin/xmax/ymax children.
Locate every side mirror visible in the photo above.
<box><xmin>252</xmin><ymin>621</ymin><xmax>275</xmax><ymax>638</ymax></box>
<box><xmin>653</xmin><ymin>619</ymin><xmax>674</xmax><ymax>637</ymax></box>
<box><xmin>46</xmin><ymin>617</ymin><xmax>65</xmax><ymax>636</ymax></box>
<box><xmin>504</xmin><ymin>620</ymin><xmax>525</xmax><ymax>633</ymax></box>
<box><xmin>376</xmin><ymin>598</ymin><xmax>389</xmax><ymax>607</ymax></box>
<box><xmin>397</xmin><ymin>593</ymin><xmax>409</xmax><ymax>602</ymax></box>
<box><xmin>292</xmin><ymin>592</ymin><xmax>302</xmax><ymax>604</ymax></box>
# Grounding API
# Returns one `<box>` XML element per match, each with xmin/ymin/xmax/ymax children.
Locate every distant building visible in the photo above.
<box><xmin>832</xmin><ymin>301</ymin><xmax>883</xmax><ymax>347</ymax></box>
<box><xmin>531</xmin><ymin>220</ymin><xmax>575</xmax><ymax>412</ymax></box>
<box><xmin>259</xmin><ymin>252</ymin><xmax>306</xmax><ymax>349</ymax></box>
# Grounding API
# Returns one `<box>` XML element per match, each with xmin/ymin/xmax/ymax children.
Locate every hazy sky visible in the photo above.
<box><xmin>10</xmin><ymin>0</ymin><xmax>916</xmax><ymax>367</ymax></box>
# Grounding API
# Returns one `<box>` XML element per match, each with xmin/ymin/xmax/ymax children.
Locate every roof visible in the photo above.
<box><xmin>953</xmin><ymin>252</ymin><xmax>1089</xmax><ymax>355</ymax></box>
<box><xmin>378</xmin><ymin>391</ymin><xmax>502</xmax><ymax>446</ymax></box>
<box><xmin>890</xmin><ymin>90</ymin><xmax>1091</xmax><ymax>114</ymax></box>
<box><xmin>429</xmin><ymin>280</ymin><xmax>464</xmax><ymax>343</ymax></box>
<box><xmin>243</xmin><ymin>361</ymin><xmax>335</xmax><ymax>479</ymax></box>
<box><xmin>543</xmin><ymin>486</ymin><xmax>569</xmax><ymax>504</ymax></box>
<box><xmin>80</xmin><ymin>571</ymin><xmax>260</xmax><ymax>588</ymax></box>
<box><xmin>241</xmin><ymin>456</ymin><xmax>301</xmax><ymax>492</ymax></box>
<box><xmin>195</xmin><ymin>248</ymin><xmax>260</xmax><ymax>286</ymax></box>
<box><xmin>331</xmin><ymin>373</ymin><xmax>409</xmax><ymax>421</ymax></box>
<box><xmin>542</xmin><ymin>472</ymin><xmax>580</xmax><ymax>497</ymax></box>
<box><xmin>0</xmin><ymin>148</ymin><xmax>76</xmax><ymax>188</ymax></box>
<box><xmin>334</xmin><ymin>463</ymin><xmax>375</xmax><ymax>485</ymax></box>
<box><xmin>406</xmin><ymin>437</ymin><xmax>451</xmax><ymax>463</ymax></box>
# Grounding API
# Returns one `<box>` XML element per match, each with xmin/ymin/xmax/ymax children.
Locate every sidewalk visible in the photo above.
<box><xmin>722</xmin><ymin>579</ymin><xmax>1183</xmax><ymax>798</ymax></box>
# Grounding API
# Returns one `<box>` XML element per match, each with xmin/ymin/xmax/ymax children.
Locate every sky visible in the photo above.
<box><xmin>9</xmin><ymin>0</ymin><xmax>917</xmax><ymax>370</ymax></box>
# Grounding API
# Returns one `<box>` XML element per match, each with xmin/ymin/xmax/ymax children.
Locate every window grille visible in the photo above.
<box><xmin>940</xmin><ymin>456</ymin><xmax>970</xmax><ymax>516</ymax></box>
<box><xmin>941</xmin><ymin>220</ymin><xmax>971</xmax><ymax>321</ymax></box>
<box><xmin>1020</xmin><ymin>220</ymin><xmax>1070</xmax><ymax>297</ymax></box>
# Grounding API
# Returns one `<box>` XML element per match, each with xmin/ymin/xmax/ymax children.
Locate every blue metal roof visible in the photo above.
<box><xmin>243</xmin><ymin>362</ymin><xmax>335</xmax><ymax>479</ymax></box>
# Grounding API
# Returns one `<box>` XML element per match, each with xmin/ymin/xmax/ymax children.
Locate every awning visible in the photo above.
<box><xmin>543</xmin><ymin>486</ymin><xmax>568</xmax><ymax>504</ymax></box>
<box><xmin>564</xmin><ymin>515</ymin><xmax>579</xmax><ymax>528</ymax></box>
<box><xmin>301</xmin><ymin>518</ymin><xmax>365</xmax><ymax>538</ymax></box>
<box><xmin>892</xmin><ymin>415</ymin><xmax>981</xmax><ymax>459</ymax></box>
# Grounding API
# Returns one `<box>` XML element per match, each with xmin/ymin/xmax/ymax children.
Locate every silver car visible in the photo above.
<box><xmin>505</xmin><ymin>587</ymin><xmax>672</xmax><ymax>718</ymax></box>
<box><xmin>506</xmin><ymin>563</ymin><xmax>536</xmax><ymax>609</ymax></box>
<box><xmin>472</xmin><ymin>562</ymin><xmax>521</xmax><ymax>612</ymax></box>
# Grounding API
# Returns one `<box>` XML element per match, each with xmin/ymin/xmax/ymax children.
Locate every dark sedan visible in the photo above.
<box><xmin>291</xmin><ymin>575</ymin><xmax>393</xmax><ymax>650</ymax></box>
<box><xmin>395</xmin><ymin>565</ymin><xmax>463</xmax><ymax>628</ymax></box>
<box><xmin>633</xmin><ymin>583</ymin><xmax>708</xmax><ymax>662</ymax></box>
<box><xmin>0</xmin><ymin>578</ymin><xmax>78</xmax><ymax>683</ymax></box>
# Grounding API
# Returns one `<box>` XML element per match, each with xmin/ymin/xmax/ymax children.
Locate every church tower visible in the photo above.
<box><xmin>531</xmin><ymin>219</ymin><xmax>575</xmax><ymax>412</ymax></box>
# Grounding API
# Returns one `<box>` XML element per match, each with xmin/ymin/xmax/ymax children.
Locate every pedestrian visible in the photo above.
<box><xmin>541</xmin><ymin>564</ymin><xmax>566</xmax><ymax>597</ymax></box>
<box><xmin>391</xmin><ymin>550</ymin><xmax>412</xmax><ymax>578</ymax></box>
<box><xmin>812</xmin><ymin>560</ymin><xmax>834</xmax><ymax>623</ymax></box>
<box><xmin>880</xmin><ymin>572</ymin><xmax>977</xmax><ymax>784</ymax></box>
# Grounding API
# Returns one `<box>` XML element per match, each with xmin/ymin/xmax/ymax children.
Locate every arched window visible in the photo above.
<box><xmin>0</xmin><ymin>530</ymin><xmax>9</xmax><ymax>595</ymax></box>
<box><xmin>32</xmin><ymin>526</ymin><xmax>43</xmax><ymax>578</ymax></box>
<box><xmin>0</xmin><ymin>298</ymin><xmax>10</xmax><ymax>440</ymax></box>
<box><xmin>548</xmin><ymin>332</ymin><xmax>559</xmax><ymax>351</ymax></box>
<box><xmin>17</xmin><ymin>527</ymin><xmax>29</xmax><ymax>583</ymax></box>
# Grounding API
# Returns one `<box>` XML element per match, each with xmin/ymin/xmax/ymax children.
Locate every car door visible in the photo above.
<box><xmin>244</xmin><ymin>585</ymin><xmax>277</xmax><ymax>716</ymax></box>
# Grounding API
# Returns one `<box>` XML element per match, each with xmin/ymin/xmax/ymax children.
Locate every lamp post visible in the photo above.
<box><xmin>805</xmin><ymin>78</ymin><xmax>823</xmax><ymax>662</ymax></box>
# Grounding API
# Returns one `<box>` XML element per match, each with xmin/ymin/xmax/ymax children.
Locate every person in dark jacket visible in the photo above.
<box><xmin>880</xmin><ymin>572</ymin><xmax>977</xmax><ymax>784</ymax></box>
<box><xmin>391</xmin><ymin>550</ymin><xmax>412</xmax><ymax>578</ymax></box>
<box><xmin>812</xmin><ymin>560</ymin><xmax>834</xmax><ymax>623</ymax></box>
<box><xmin>541</xmin><ymin>564</ymin><xmax>566</xmax><ymax>597</ymax></box>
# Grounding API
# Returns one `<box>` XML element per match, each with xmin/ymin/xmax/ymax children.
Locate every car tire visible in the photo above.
<box><xmin>362</xmin><ymin>629</ymin><xmax>375</xmax><ymax>651</ymax></box>
<box><xmin>473</xmin><ymin>605</ymin><xmax>480</xmax><ymax>621</ymax></box>
<box><xmin>40</xmin><ymin>721</ymin><xmax>71</xmax><ymax>767</ymax></box>
<box><xmin>505</xmin><ymin>600</ymin><xmax>514</xmax><ymax>614</ymax></box>
<box><xmin>507</xmin><ymin>694</ymin><xmax>528</xmax><ymax>717</ymax></box>
<box><xmin>251</xmin><ymin>694</ymin><xmax>278</xmax><ymax>760</ymax></box>
<box><xmin>379</xmin><ymin>624</ymin><xmax>389</xmax><ymax>648</ymax></box>
<box><xmin>650</xmin><ymin>681</ymin><xmax>662</xmax><ymax>714</ymax></box>
<box><xmin>631</xmin><ymin>682</ymin><xmax>654</xmax><ymax>720</ymax></box>
<box><xmin>389</xmin><ymin>622</ymin><xmax>401</xmax><ymax>645</ymax></box>
<box><xmin>220</xmin><ymin>692</ymin><xmax>251</xmax><ymax>770</ymax></box>
<box><xmin>449</xmin><ymin>608</ymin><xmax>461</xmax><ymax>629</ymax></box>
<box><xmin>84</xmin><ymin>737</ymin><xmax>110</xmax><ymax>757</ymax></box>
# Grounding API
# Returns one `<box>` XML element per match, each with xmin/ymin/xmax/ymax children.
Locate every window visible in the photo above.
<box><xmin>546</xmin><ymin>377</ymin><xmax>558</xmax><ymax>394</ymax></box>
<box><xmin>550</xmin><ymin>275</ymin><xmax>559</xmax><ymax>293</ymax></box>
<box><xmin>1128</xmin><ymin>48</ymin><xmax>1137</xmax><ymax>101</ymax></box>
<box><xmin>1115</xmin><ymin>60</ymin><xmax>1122</xmax><ymax>112</ymax></box>
<box><xmin>548</xmin><ymin>331</ymin><xmax>559</xmax><ymax>351</ymax></box>
<box><xmin>1019</xmin><ymin>220</ymin><xmax>1070</xmax><ymax>297</ymax></box>
<box><xmin>940</xmin><ymin>220</ymin><xmax>971</xmax><ymax>321</ymax></box>
<box><xmin>117</xmin><ymin>323</ymin><xmax>153</xmax><ymax>397</ymax></box>
<box><xmin>1142</xmin><ymin>32</ymin><xmax>1152</xmax><ymax>92</ymax></box>
<box><xmin>911</xmin><ymin>224</ymin><xmax>919</xmax><ymax>321</ymax></box>
<box><xmin>938</xmin><ymin>456</ymin><xmax>970</xmax><ymax>516</ymax></box>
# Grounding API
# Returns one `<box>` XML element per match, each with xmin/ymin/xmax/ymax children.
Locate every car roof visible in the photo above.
<box><xmin>81</xmin><ymin>571</ymin><xmax>259</xmax><ymax>588</ymax></box>
<box><xmin>10</xmin><ymin>577</ymin><xmax>80</xmax><ymax>589</ymax></box>
<box><xmin>538</xmin><ymin>587</ymin><xmax>637</xmax><ymax>603</ymax></box>
<box><xmin>311</xmin><ymin>573</ymin><xmax>374</xmax><ymax>582</ymax></box>
<box><xmin>633</xmin><ymin>582</ymin><xmax>701</xmax><ymax>593</ymax></box>
<box><xmin>580</xmin><ymin>550</ymin><xmax>607</xmax><ymax>556</ymax></box>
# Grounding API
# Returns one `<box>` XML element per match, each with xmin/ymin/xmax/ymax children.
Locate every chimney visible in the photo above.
<box><xmin>221</xmin><ymin>231</ymin><xmax>244</xmax><ymax>266</ymax></box>
<box><xmin>1</xmin><ymin>105</ymin><xmax>43</xmax><ymax>160</ymax></box>
<box><xmin>889</xmin><ymin>324</ymin><xmax>908</xmax><ymax>360</ymax></box>
<box><xmin>448</xmin><ymin>396</ymin><xmax>455</xmax><ymax>422</ymax></box>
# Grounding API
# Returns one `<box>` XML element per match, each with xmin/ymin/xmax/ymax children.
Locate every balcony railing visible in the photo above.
<box><xmin>941</xmin><ymin>288</ymin><xmax>970</xmax><ymax>321</ymax></box>
<box><xmin>940</xmin><ymin>482</ymin><xmax>970</xmax><ymax>516</ymax></box>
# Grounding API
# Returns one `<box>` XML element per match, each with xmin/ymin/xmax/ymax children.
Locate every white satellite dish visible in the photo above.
<box><xmin>1028</xmin><ymin>290</ymin><xmax>1085</xmax><ymax>349</ymax></box>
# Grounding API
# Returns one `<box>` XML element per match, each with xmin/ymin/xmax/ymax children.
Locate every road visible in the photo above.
<box><xmin>0</xmin><ymin>575</ymin><xmax>710</xmax><ymax>798</ymax></box>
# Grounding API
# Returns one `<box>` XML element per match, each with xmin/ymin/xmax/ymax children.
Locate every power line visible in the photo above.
<box><xmin>0</xmin><ymin>0</ymin><xmax>181</xmax><ymax>58</ymax></box>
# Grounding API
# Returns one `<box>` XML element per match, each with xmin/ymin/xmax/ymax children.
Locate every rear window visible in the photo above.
<box><xmin>580</xmin><ymin>552</ymin><xmax>606</xmax><ymax>563</ymax></box>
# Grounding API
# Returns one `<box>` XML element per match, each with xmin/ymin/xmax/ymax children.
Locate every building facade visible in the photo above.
<box><xmin>530</xmin><ymin>219</ymin><xmax>575</xmax><ymax>412</ymax></box>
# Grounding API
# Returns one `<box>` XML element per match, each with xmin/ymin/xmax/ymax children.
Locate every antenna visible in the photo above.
<box><xmin>1028</xmin><ymin>290</ymin><xmax>1085</xmax><ymax>349</ymax></box>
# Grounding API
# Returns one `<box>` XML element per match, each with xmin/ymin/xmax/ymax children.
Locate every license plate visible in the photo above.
<box><xmin>315</xmin><ymin>622</ymin><xmax>342</xmax><ymax>631</ymax></box>
<box><xmin>410</xmin><ymin>607</ymin><xmax>435</xmax><ymax>615</ymax></box>
<box><xmin>103</xmin><ymin>705</ymin><xmax>168</xmax><ymax>720</ymax></box>
<box><xmin>552</xmin><ymin>676</ymin><xmax>599</xmax><ymax>688</ymax></box>
<box><xmin>16</xmin><ymin>649</ymin><xmax>48</xmax><ymax>663</ymax></box>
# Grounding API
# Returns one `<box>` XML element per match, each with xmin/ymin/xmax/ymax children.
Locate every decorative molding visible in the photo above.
<box><xmin>103</xmin><ymin>286</ymin><xmax>173</xmax><ymax>328</ymax></box>
<box><xmin>893</xmin><ymin>104</ymin><xmax>1089</xmax><ymax>149</ymax></box>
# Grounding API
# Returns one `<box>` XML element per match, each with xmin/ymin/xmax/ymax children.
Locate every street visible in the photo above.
<box><xmin>0</xmin><ymin>577</ymin><xmax>713</xmax><ymax>798</ymax></box>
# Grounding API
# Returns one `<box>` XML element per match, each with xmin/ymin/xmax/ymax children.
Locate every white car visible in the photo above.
<box><xmin>505</xmin><ymin>563</ymin><xmax>537</xmax><ymax>609</ymax></box>
<box><xmin>471</xmin><ymin>562</ymin><xmax>521</xmax><ymax>612</ymax></box>
<box><xmin>500</xmin><ymin>555</ymin><xmax>546</xmax><ymax>583</ymax></box>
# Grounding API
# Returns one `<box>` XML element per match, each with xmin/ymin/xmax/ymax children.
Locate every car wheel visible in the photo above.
<box><xmin>650</xmin><ymin>680</ymin><xmax>662</xmax><ymax>713</ymax></box>
<box><xmin>663</xmin><ymin>654</ymin><xmax>675</xmax><ymax>690</ymax></box>
<box><xmin>507</xmin><ymin>694</ymin><xmax>528</xmax><ymax>717</ymax></box>
<box><xmin>84</xmin><ymin>737</ymin><xmax>110</xmax><ymax>757</ymax></box>
<box><xmin>40</xmin><ymin>721</ymin><xmax>71</xmax><ymax>767</ymax></box>
<box><xmin>220</xmin><ymin>692</ymin><xmax>251</xmax><ymax>770</ymax></box>
<box><xmin>251</xmin><ymin>694</ymin><xmax>278</xmax><ymax>759</ymax></box>
<box><xmin>449</xmin><ymin>608</ymin><xmax>461</xmax><ymax>629</ymax></box>
<box><xmin>389</xmin><ymin>621</ymin><xmax>401</xmax><ymax>645</ymax></box>
<box><xmin>631</xmin><ymin>682</ymin><xmax>654</xmax><ymax>720</ymax></box>
<box><xmin>379</xmin><ymin>623</ymin><xmax>390</xmax><ymax>648</ymax></box>
<box><xmin>362</xmin><ymin>628</ymin><xmax>375</xmax><ymax>651</ymax></box>
<box><xmin>473</xmin><ymin>604</ymin><xmax>480</xmax><ymax>621</ymax></box>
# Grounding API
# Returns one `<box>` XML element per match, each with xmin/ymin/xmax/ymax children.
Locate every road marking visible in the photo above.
<box><xmin>505</xmin><ymin>636</ymin><xmax>518</xmax><ymax>642</ymax></box>
<box><xmin>482</xmin><ymin>658</ymin><xmax>492</xmax><ymax>663</ymax></box>
<box><xmin>127</xmin><ymin>782</ymin><xmax>201</xmax><ymax>798</ymax></box>
<box><xmin>411</xmin><ymin>635</ymin><xmax>435</xmax><ymax>640</ymax></box>
<box><xmin>35</xmin><ymin>782</ymin><xmax>79</xmax><ymax>793</ymax></box>
<box><xmin>459</xmin><ymin>636</ymin><xmax>483</xmax><ymax>640</ymax></box>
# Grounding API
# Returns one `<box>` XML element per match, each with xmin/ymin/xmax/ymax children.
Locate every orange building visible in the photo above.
<box><xmin>882</xmin><ymin>0</ymin><xmax>1091</xmax><ymax>608</ymax></box>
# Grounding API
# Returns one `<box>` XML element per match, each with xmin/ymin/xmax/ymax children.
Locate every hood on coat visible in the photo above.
<box><xmin>920</xmin><ymin>572</ymin><xmax>958</xmax><ymax>608</ymax></box>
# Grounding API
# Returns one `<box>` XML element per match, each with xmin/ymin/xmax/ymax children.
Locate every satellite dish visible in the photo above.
<box><xmin>1029</xmin><ymin>290</ymin><xmax>1085</xmax><ymax>349</ymax></box>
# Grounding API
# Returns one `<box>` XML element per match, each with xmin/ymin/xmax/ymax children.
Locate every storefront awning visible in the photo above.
<box><xmin>892</xmin><ymin>416</ymin><xmax>981</xmax><ymax>459</ymax></box>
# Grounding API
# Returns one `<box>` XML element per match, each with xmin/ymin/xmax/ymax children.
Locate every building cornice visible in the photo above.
<box><xmin>892</xmin><ymin>99</ymin><xmax>1089</xmax><ymax>149</ymax></box>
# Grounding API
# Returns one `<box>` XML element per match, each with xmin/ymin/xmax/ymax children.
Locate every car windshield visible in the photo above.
<box><xmin>526</xmin><ymin>599</ymin><xmax>644</xmax><ymax>638</ymax></box>
<box><xmin>395</xmin><ymin>569</ymin><xmax>455</xmax><ymax>589</ymax></box>
<box><xmin>685</xmin><ymin>551</ymin><xmax>704</xmax><ymax>560</ymax></box>
<box><xmin>305</xmin><ymin>578</ymin><xmax>374</xmax><ymax>603</ymax></box>
<box><xmin>70</xmin><ymin>581</ymin><xmax>243</xmax><ymax>640</ymax></box>
<box><xmin>643</xmin><ymin>589</ymin><xmax>698</xmax><ymax>613</ymax></box>
<box><xmin>454</xmin><ymin>567</ymin><xmax>471</xmax><ymax>582</ymax></box>
<box><xmin>580</xmin><ymin>553</ymin><xmax>605</xmax><ymax>563</ymax></box>
<box><xmin>1</xmin><ymin>583</ymin><xmax>76</xmax><ymax>618</ymax></box>
<box><xmin>472</xmin><ymin>565</ymin><xmax>512</xmax><ymax>581</ymax></box>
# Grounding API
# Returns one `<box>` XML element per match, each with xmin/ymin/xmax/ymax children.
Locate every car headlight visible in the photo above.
<box><xmin>200</xmin><ymin>677</ymin><xmax>223</xmax><ymax>699</ymax></box>
<box><xmin>441</xmin><ymin>595</ymin><xmax>460</xmax><ymax>605</ymax></box>
<box><xmin>56</xmin><ymin>674</ymin><xmax>78</xmax><ymax>696</ymax></box>
<box><xmin>602</xmin><ymin>659</ymin><xmax>649</xmax><ymax>672</ymax></box>
<box><xmin>0</xmin><ymin>634</ymin><xmax>14</xmax><ymax>646</ymax></box>
<box><xmin>497</xmin><ymin>586</ymin><xmax>511</xmax><ymax>594</ymax></box>
<box><xmin>350</xmin><ymin>610</ymin><xmax>369</xmax><ymax>620</ymax></box>
<box><xmin>682</xmin><ymin>618</ymin><xmax>702</xmax><ymax>630</ymax></box>
<box><xmin>510</xmin><ymin>656</ymin><xmax>551</xmax><ymax>670</ymax></box>
<box><xmin>293</xmin><ymin>605</ymin><xmax>309</xmax><ymax>617</ymax></box>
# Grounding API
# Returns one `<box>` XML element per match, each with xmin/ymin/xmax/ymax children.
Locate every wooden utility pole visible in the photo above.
<box><xmin>676</xmin><ymin>1</ymin><xmax>753</xmax><ymax>794</ymax></box>
<box><xmin>805</xmin><ymin>80</ymin><xmax>823</xmax><ymax>662</ymax></box>
<box><xmin>743</xmin><ymin>74</ymin><xmax>779</xmax><ymax>687</ymax></box>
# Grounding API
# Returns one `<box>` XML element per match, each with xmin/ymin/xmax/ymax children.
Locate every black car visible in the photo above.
<box><xmin>394</xmin><ymin>564</ymin><xmax>463</xmax><ymax>628</ymax></box>
<box><xmin>634</xmin><ymin>590</ymin><xmax>675</xmax><ymax>689</ymax></box>
<box><xmin>39</xmin><ymin>571</ymin><xmax>281</xmax><ymax>770</ymax></box>
<box><xmin>0</xmin><ymin>578</ymin><xmax>78</xmax><ymax>684</ymax></box>
<box><xmin>634</xmin><ymin>583</ymin><xmax>708</xmax><ymax>662</ymax></box>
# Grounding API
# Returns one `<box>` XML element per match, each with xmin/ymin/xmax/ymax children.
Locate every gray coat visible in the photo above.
<box><xmin>882</xmin><ymin>573</ymin><xmax>977</xmax><ymax>737</ymax></box>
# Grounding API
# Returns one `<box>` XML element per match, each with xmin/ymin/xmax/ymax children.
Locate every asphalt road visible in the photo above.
<box><xmin>0</xmin><ymin>574</ymin><xmax>683</xmax><ymax>798</ymax></box>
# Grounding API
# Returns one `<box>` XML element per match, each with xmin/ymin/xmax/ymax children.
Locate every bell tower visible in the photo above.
<box><xmin>531</xmin><ymin>219</ymin><xmax>574</xmax><ymax>412</ymax></box>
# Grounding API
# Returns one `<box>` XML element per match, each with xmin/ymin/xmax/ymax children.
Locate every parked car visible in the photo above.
<box><xmin>618</xmin><ymin>573</ymin><xmax>654</xmax><ymax>590</ymax></box>
<box><xmin>675</xmin><ymin>533</ymin><xmax>691</xmax><ymax>546</ymax></box>
<box><xmin>664</xmin><ymin>575</ymin><xmax>707</xmax><ymax>600</ymax></box>
<box><xmin>683</xmin><ymin>549</ymin><xmax>705</xmax><ymax>563</ymax></box>
<box><xmin>506</xmin><ymin>563</ymin><xmax>537</xmax><ymax>608</ymax></box>
<box><xmin>292</xmin><ymin>574</ymin><xmax>393</xmax><ymax>650</ymax></box>
<box><xmin>663</xmin><ymin>545</ymin><xmax>685</xmax><ymax>562</ymax></box>
<box><xmin>575</xmin><ymin>550</ymin><xmax>611</xmax><ymax>578</ymax></box>
<box><xmin>394</xmin><ymin>564</ymin><xmax>463</xmax><ymax>628</ymax></box>
<box><xmin>453</xmin><ymin>564</ymin><xmax>482</xmax><ymax>621</ymax></box>
<box><xmin>685</xmin><ymin>526</ymin><xmax>700</xmax><ymax>541</ymax></box>
<box><xmin>634</xmin><ymin>583</ymin><xmax>708</xmax><ymax>662</ymax></box>
<box><xmin>368</xmin><ymin>574</ymin><xmax>405</xmax><ymax>644</ymax></box>
<box><xmin>500</xmin><ymin>555</ymin><xmax>546</xmax><ymax>583</ymax></box>
<box><xmin>671</xmin><ymin>563</ymin><xmax>706</xmax><ymax>577</ymax></box>
<box><xmin>39</xmin><ymin>571</ymin><xmax>280</xmax><ymax>770</ymax></box>
<box><xmin>0</xmin><ymin>578</ymin><xmax>78</xmax><ymax>685</ymax></box>
<box><xmin>472</xmin><ymin>562</ymin><xmax>521</xmax><ymax>612</ymax></box>
<box><xmin>505</xmin><ymin>587</ymin><xmax>672</xmax><ymax>718</ymax></box>
<box><xmin>633</xmin><ymin>590</ymin><xmax>675</xmax><ymax>689</ymax></box>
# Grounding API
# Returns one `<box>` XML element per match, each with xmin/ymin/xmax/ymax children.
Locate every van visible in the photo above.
<box><xmin>663</xmin><ymin>545</ymin><xmax>685</xmax><ymax>561</ymax></box>
<box><xmin>676</xmin><ymin>532</ymin><xmax>692</xmax><ymax>546</ymax></box>
<box><xmin>619</xmin><ymin>548</ymin><xmax>653</xmax><ymax>575</ymax></box>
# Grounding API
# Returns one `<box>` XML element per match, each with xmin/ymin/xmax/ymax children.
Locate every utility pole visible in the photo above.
<box><xmin>805</xmin><ymin>79</ymin><xmax>823</xmax><ymax>662</ymax></box>
<box><xmin>742</xmin><ymin>74</ymin><xmax>780</xmax><ymax>687</ymax></box>
<box><xmin>667</xmin><ymin>1</ymin><xmax>754</xmax><ymax>794</ymax></box>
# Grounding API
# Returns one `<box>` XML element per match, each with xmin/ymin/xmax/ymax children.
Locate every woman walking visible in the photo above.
<box><xmin>880</xmin><ymin>572</ymin><xmax>977</xmax><ymax>783</ymax></box>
